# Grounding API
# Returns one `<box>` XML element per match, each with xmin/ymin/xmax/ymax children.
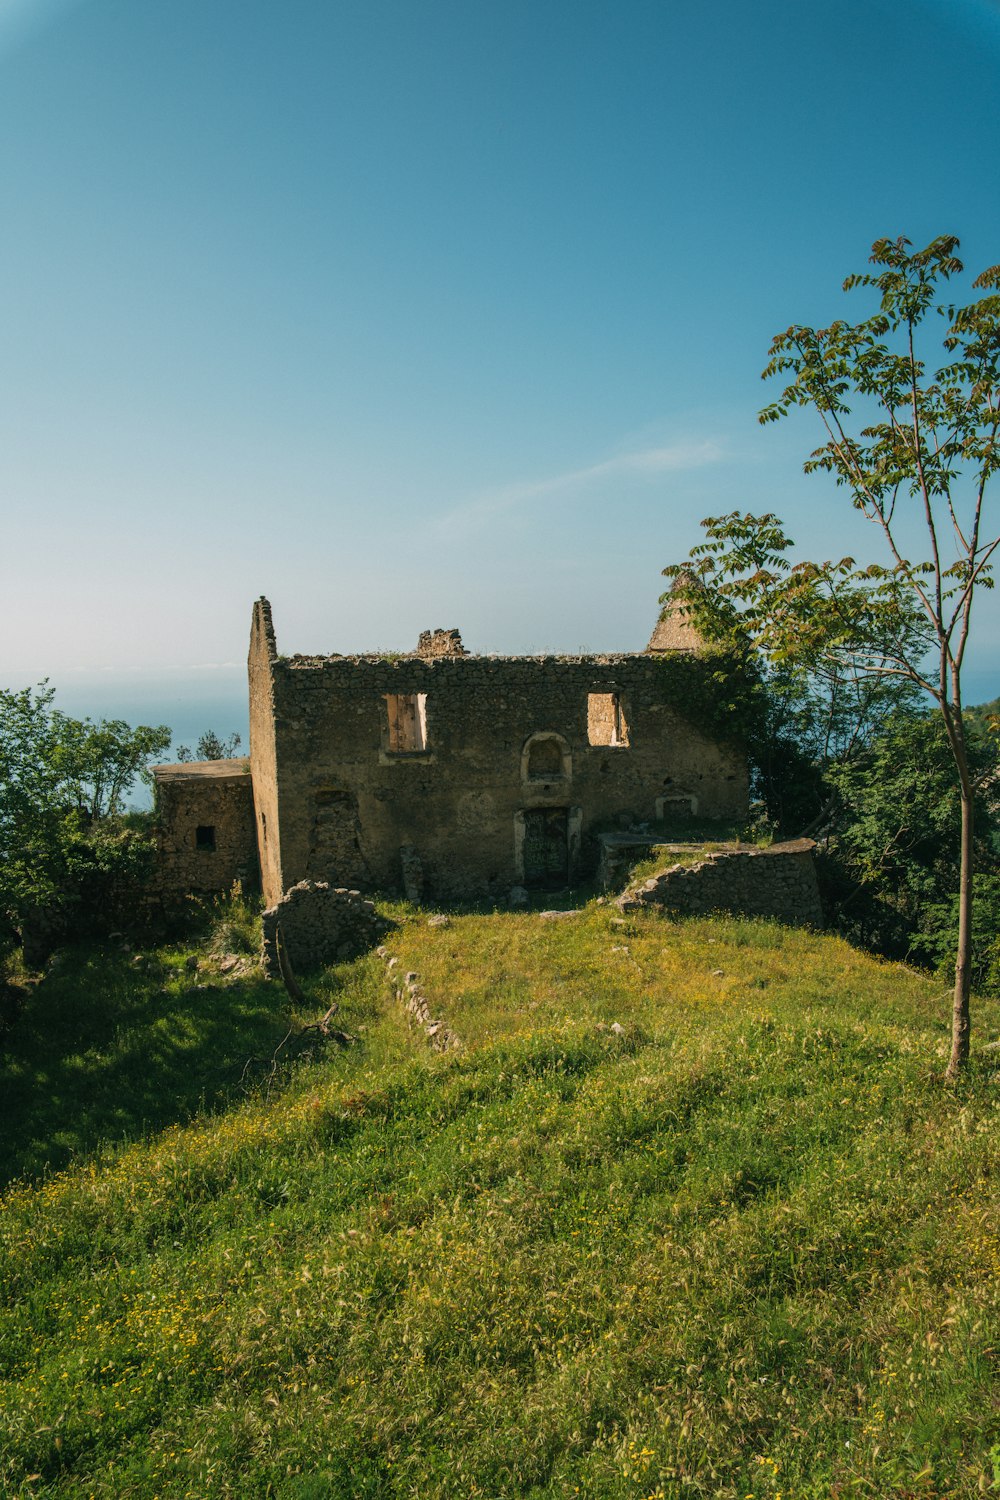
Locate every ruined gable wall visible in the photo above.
<box><xmin>268</xmin><ymin>653</ymin><xmax>748</xmax><ymax>901</ymax></box>
<box><xmin>248</xmin><ymin>598</ymin><xmax>284</xmax><ymax>907</ymax></box>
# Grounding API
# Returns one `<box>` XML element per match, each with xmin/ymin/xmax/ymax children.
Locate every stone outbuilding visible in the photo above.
<box><xmin>151</xmin><ymin>757</ymin><xmax>257</xmax><ymax>896</ymax></box>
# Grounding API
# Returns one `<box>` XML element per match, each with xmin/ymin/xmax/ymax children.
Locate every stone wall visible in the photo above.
<box><xmin>152</xmin><ymin>759</ymin><xmax>258</xmax><ymax>896</ymax></box>
<box><xmin>248</xmin><ymin>597</ymin><xmax>283</xmax><ymax>905</ymax></box>
<box><xmin>378</xmin><ymin>944</ymin><xmax>460</xmax><ymax>1052</ymax></box>
<box><xmin>618</xmin><ymin>839</ymin><xmax>823</xmax><ymax>927</ymax></box>
<box><xmin>251</xmin><ymin>600</ymin><xmax>749</xmax><ymax>906</ymax></box>
<box><xmin>261</xmin><ymin>880</ymin><xmax>387</xmax><ymax>976</ymax></box>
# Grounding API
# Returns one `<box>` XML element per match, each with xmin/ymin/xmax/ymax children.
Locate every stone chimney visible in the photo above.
<box><xmin>415</xmin><ymin>628</ymin><xmax>467</xmax><ymax>658</ymax></box>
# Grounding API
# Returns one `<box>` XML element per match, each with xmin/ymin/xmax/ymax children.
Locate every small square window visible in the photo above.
<box><xmin>195</xmin><ymin>824</ymin><xmax>217</xmax><ymax>852</ymax></box>
<box><xmin>588</xmin><ymin>693</ymin><xmax>629</xmax><ymax>747</ymax></box>
<box><xmin>385</xmin><ymin>693</ymin><xmax>428</xmax><ymax>752</ymax></box>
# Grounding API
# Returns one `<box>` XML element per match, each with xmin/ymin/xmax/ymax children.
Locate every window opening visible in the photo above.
<box><xmin>195</xmin><ymin>824</ymin><xmax>216</xmax><ymax>852</ymax></box>
<box><xmin>588</xmin><ymin>692</ymin><xmax>629</xmax><ymax>747</ymax></box>
<box><xmin>385</xmin><ymin>693</ymin><xmax>428</xmax><ymax>752</ymax></box>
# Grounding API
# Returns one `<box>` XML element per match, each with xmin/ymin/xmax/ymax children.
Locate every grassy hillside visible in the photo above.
<box><xmin>3</xmin><ymin>902</ymin><xmax>1000</xmax><ymax>1497</ymax></box>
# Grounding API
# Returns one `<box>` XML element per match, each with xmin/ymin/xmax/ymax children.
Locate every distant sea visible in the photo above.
<box><xmin>1</xmin><ymin>667</ymin><xmax>250</xmax><ymax>810</ymax></box>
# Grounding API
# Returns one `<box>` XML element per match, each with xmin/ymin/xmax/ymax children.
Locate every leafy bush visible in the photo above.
<box><xmin>175</xmin><ymin>729</ymin><xmax>243</xmax><ymax>762</ymax></box>
<box><xmin>823</xmin><ymin>712</ymin><xmax>1000</xmax><ymax>992</ymax></box>
<box><xmin>0</xmin><ymin>684</ymin><xmax>170</xmax><ymax>962</ymax></box>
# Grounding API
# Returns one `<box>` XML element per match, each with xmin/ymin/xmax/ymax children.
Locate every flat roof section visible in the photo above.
<box><xmin>150</xmin><ymin>757</ymin><xmax>251</xmax><ymax>782</ymax></box>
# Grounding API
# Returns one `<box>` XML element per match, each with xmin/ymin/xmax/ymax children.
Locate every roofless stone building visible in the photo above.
<box><xmin>152</xmin><ymin>591</ymin><xmax>749</xmax><ymax>905</ymax></box>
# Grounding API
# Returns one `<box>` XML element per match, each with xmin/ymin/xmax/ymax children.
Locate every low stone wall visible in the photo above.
<box><xmin>378</xmin><ymin>945</ymin><xmax>460</xmax><ymax>1052</ymax></box>
<box><xmin>261</xmin><ymin>881</ymin><xmax>387</xmax><ymax>975</ymax></box>
<box><xmin>617</xmin><ymin>838</ymin><xmax>823</xmax><ymax>927</ymax></box>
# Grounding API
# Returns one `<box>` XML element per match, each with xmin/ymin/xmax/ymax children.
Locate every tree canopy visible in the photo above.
<box><xmin>175</xmin><ymin>730</ymin><xmax>243</xmax><ymax>763</ymax></box>
<box><xmin>0</xmin><ymin>684</ymin><xmax>170</xmax><ymax>956</ymax></box>
<box><xmin>665</xmin><ymin>234</ymin><xmax>1000</xmax><ymax>1075</ymax></box>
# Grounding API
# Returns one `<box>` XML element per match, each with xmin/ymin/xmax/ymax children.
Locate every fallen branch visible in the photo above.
<box><xmin>239</xmin><ymin>1000</ymin><xmax>354</xmax><ymax>1096</ymax></box>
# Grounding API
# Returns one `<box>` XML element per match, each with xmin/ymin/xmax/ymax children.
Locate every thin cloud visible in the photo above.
<box><xmin>442</xmin><ymin>438</ymin><xmax>726</xmax><ymax>532</ymax></box>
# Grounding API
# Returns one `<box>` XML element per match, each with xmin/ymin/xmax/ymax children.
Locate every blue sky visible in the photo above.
<box><xmin>2</xmin><ymin>0</ymin><xmax>999</xmax><ymax>702</ymax></box>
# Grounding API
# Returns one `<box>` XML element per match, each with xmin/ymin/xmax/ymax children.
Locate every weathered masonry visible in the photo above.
<box><xmin>152</xmin><ymin>758</ymin><xmax>257</xmax><ymax>896</ymax></box>
<box><xmin>249</xmin><ymin>597</ymin><xmax>746</xmax><ymax>905</ymax></box>
<box><xmin>153</xmin><ymin>594</ymin><xmax>749</xmax><ymax>905</ymax></box>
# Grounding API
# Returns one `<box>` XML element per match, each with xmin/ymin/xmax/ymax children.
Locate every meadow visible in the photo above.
<box><xmin>2</xmin><ymin>896</ymin><xmax>1000</xmax><ymax>1497</ymax></box>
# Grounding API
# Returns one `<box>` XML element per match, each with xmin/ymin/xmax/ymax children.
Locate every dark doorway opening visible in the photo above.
<box><xmin>522</xmin><ymin>808</ymin><xmax>569</xmax><ymax>888</ymax></box>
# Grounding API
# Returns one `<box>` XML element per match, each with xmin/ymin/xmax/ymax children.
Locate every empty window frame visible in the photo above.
<box><xmin>587</xmin><ymin>692</ymin><xmax>629</xmax><ymax>747</ymax></box>
<box><xmin>195</xmin><ymin>824</ymin><xmax>217</xmax><ymax>852</ymax></box>
<box><xmin>385</xmin><ymin>693</ymin><xmax>428</xmax><ymax>753</ymax></box>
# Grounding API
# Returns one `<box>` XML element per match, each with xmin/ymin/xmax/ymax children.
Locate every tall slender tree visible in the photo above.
<box><xmin>754</xmin><ymin>235</ymin><xmax>1000</xmax><ymax>1077</ymax></box>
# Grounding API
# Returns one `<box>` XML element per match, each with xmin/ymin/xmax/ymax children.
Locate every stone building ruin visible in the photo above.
<box><xmin>152</xmin><ymin>591</ymin><xmax>749</xmax><ymax>908</ymax></box>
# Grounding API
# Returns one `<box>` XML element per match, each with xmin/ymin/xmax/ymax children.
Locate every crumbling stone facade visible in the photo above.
<box><xmin>246</xmin><ymin>596</ymin><xmax>748</xmax><ymax>906</ymax></box>
<box><xmin>416</xmin><ymin>628</ymin><xmax>468</xmax><ymax>658</ymax></box>
<box><xmin>152</xmin><ymin>593</ymin><xmax>750</xmax><ymax>906</ymax></box>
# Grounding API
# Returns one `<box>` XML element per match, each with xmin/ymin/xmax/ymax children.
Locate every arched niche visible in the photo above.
<box><xmin>521</xmin><ymin>731</ymin><xmax>572</xmax><ymax>785</ymax></box>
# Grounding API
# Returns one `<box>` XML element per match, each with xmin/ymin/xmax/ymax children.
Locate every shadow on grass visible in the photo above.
<box><xmin>0</xmin><ymin>943</ymin><xmax>297</xmax><ymax>1188</ymax></box>
<box><xmin>400</xmin><ymin>884</ymin><xmax>600</xmax><ymax>919</ymax></box>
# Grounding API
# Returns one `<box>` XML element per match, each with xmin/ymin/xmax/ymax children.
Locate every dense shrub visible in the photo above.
<box><xmin>0</xmin><ymin>684</ymin><xmax>169</xmax><ymax>963</ymax></box>
<box><xmin>822</xmin><ymin>712</ymin><xmax>1000</xmax><ymax>993</ymax></box>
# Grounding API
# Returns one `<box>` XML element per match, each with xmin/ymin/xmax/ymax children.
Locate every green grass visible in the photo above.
<box><xmin>621</xmin><ymin>844</ymin><xmax>725</xmax><ymax>888</ymax></box>
<box><xmin>3</xmin><ymin>903</ymin><xmax>1000</xmax><ymax>1496</ymax></box>
<box><xmin>0</xmin><ymin>949</ymin><xmax>290</xmax><ymax>1187</ymax></box>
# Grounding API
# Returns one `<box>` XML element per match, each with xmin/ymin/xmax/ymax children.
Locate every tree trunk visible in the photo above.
<box><xmin>275</xmin><ymin>923</ymin><xmax>304</xmax><ymax>1004</ymax></box>
<box><xmin>945</xmin><ymin>781</ymin><xmax>974</xmax><ymax>1080</ymax></box>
